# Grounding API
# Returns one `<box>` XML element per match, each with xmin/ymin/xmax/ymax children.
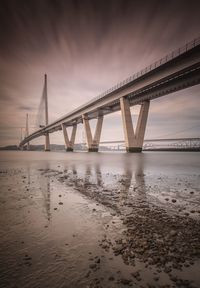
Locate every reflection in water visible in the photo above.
<box><xmin>84</xmin><ymin>163</ymin><xmax>103</xmax><ymax>187</ymax></box>
<box><xmin>96</xmin><ymin>164</ymin><xmax>103</xmax><ymax>187</ymax></box>
<box><xmin>43</xmin><ymin>178</ymin><xmax>51</xmax><ymax>221</ymax></box>
<box><xmin>36</xmin><ymin>163</ymin><xmax>51</xmax><ymax>221</ymax></box>
<box><xmin>58</xmin><ymin>155</ymin><xmax>148</xmax><ymax>212</ymax></box>
<box><xmin>33</xmin><ymin>151</ymin><xmax>199</xmax><ymax>224</ymax></box>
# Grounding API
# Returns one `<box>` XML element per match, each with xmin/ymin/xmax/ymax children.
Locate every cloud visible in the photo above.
<box><xmin>0</xmin><ymin>0</ymin><xmax>200</xmax><ymax>145</ymax></box>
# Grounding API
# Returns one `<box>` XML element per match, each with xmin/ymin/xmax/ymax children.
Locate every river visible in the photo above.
<box><xmin>0</xmin><ymin>151</ymin><xmax>200</xmax><ymax>288</ymax></box>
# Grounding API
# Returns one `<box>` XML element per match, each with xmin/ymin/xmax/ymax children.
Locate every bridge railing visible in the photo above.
<box><xmin>94</xmin><ymin>37</ymin><xmax>200</xmax><ymax>100</ymax></box>
<box><xmin>44</xmin><ymin>36</ymin><xmax>200</xmax><ymax>127</ymax></box>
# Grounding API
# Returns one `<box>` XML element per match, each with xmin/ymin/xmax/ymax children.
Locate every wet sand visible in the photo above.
<box><xmin>0</xmin><ymin>151</ymin><xmax>200</xmax><ymax>288</ymax></box>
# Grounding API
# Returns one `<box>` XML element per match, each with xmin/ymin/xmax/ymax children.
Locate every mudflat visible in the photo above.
<box><xmin>0</xmin><ymin>151</ymin><xmax>200</xmax><ymax>288</ymax></box>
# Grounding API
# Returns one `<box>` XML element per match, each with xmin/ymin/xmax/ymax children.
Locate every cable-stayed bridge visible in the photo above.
<box><xmin>19</xmin><ymin>37</ymin><xmax>200</xmax><ymax>152</ymax></box>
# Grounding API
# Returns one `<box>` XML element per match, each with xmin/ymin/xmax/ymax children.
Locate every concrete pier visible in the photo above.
<box><xmin>120</xmin><ymin>97</ymin><xmax>150</xmax><ymax>152</ymax></box>
<box><xmin>45</xmin><ymin>133</ymin><xmax>50</xmax><ymax>151</ymax></box>
<box><xmin>82</xmin><ymin>114</ymin><xmax>104</xmax><ymax>152</ymax></box>
<box><xmin>62</xmin><ymin>123</ymin><xmax>77</xmax><ymax>151</ymax></box>
<box><xmin>135</xmin><ymin>100</ymin><xmax>150</xmax><ymax>149</ymax></box>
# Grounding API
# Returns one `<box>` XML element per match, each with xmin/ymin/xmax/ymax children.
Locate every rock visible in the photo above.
<box><xmin>154</xmin><ymin>276</ymin><xmax>159</xmax><ymax>281</ymax></box>
<box><xmin>85</xmin><ymin>270</ymin><xmax>91</xmax><ymax>278</ymax></box>
<box><xmin>58</xmin><ymin>202</ymin><xmax>63</xmax><ymax>205</ymax></box>
<box><xmin>89</xmin><ymin>263</ymin><xmax>97</xmax><ymax>269</ymax></box>
<box><xmin>172</xmin><ymin>199</ymin><xmax>177</xmax><ymax>203</ymax></box>
<box><xmin>131</xmin><ymin>271</ymin><xmax>141</xmax><ymax>281</ymax></box>
<box><xmin>24</xmin><ymin>255</ymin><xmax>32</xmax><ymax>261</ymax></box>
<box><xmin>95</xmin><ymin>258</ymin><xmax>100</xmax><ymax>263</ymax></box>
<box><xmin>108</xmin><ymin>276</ymin><xmax>115</xmax><ymax>281</ymax></box>
<box><xmin>120</xmin><ymin>278</ymin><xmax>132</xmax><ymax>285</ymax></box>
<box><xmin>169</xmin><ymin>230</ymin><xmax>177</xmax><ymax>237</ymax></box>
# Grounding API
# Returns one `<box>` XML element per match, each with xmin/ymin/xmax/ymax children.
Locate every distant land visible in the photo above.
<box><xmin>0</xmin><ymin>144</ymin><xmax>84</xmax><ymax>151</ymax></box>
<box><xmin>0</xmin><ymin>145</ymin><xmax>199</xmax><ymax>152</ymax></box>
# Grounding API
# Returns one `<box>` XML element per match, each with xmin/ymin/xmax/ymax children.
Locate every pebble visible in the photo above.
<box><xmin>89</xmin><ymin>263</ymin><xmax>97</xmax><ymax>269</ymax></box>
<box><xmin>95</xmin><ymin>257</ymin><xmax>101</xmax><ymax>263</ymax></box>
<box><xmin>108</xmin><ymin>276</ymin><xmax>115</xmax><ymax>281</ymax></box>
<box><xmin>85</xmin><ymin>270</ymin><xmax>91</xmax><ymax>278</ymax></box>
<box><xmin>120</xmin><ymin>278</ymin><xmax>132</xmax><ymax>285</ymax></box>
<box><xmin>154</xmin><ymin>276</ymin><xmax>159</xmax><ymax>281</ymax></box>
<box><xmin>169</xmin><ymin>230</ymin><xmax>177</xmax><ymax>237</ymax></box>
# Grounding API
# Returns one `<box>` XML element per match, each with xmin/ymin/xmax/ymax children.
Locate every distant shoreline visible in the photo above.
<box><xmin>0</xmin><ymin>145</ymin><xmax>200</xmax><ymax>152</ymax></box>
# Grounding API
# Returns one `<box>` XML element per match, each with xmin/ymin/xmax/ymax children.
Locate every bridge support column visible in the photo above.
<box><xmin>45</xmin><ymin>133</ymin><xmax>50</xmax><ymax>151</ymax></box>
<box><xmin>82</xmin><ymin>114</ymin><xmax>103</xmax><ymax>152</ymax></box>
<box><xmin>120</xmin><ymin>97</ymin><xmax>150</xmax><ymax>152</ymax></box>
<box><xmin>26</xmin><ymin>142</ymin><xmax>30</xmax><ymax>151</ymax></box>
<box><xmin>61</xmin><ymin>123</ymin><xmax>77</xmax><ymax>151</ymax></box>
<box><xmin>135</xmin><ymin>100</ymin><xmax>150</xmax><ymax>149</ymax></box>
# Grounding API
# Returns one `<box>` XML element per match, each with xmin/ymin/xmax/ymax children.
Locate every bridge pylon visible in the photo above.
<box><xmin>25</xmin><ymin>113</ymin><xmax>30</xmax><ymax>150</ymax></box>
<box><xmin>120</xmin><ymin>97</ymin><xmax>150</xmax><ymax>152</ymax></box>
<box><xmin>62</xmin><ymin>123</ymin><xmax>77</xmax><ymax>151</ymax></box>
<box><xmin>82</xmin><ymin>114</ymin><xmax>104</xmax><ymax>152</ymax></box>
<box><xmin>44</xmin><ymin>74</ymin><xmax>50</xmax><ymax>151</ymax></box>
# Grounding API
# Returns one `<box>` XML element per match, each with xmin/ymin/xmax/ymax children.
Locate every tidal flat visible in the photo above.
<box><xmin>0</xmin><ymin>151</ymin><xmax>200</xmax><ymax>288</ymax></box>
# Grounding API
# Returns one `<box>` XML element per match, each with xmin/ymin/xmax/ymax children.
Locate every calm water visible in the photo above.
<box><xmin>0</xmin><ymin>151</ymin><xmax>200</xmax><ymax>288</ymax></box>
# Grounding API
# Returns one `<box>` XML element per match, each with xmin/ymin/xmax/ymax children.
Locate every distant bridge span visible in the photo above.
<box><xmin>100</xmin><ymin>138</ymin><xmax>200</xmax><ymax>144</ymax></box>
<box><xmin>20</xmin><ymin>37</ymin><xmax>200</xmax><ymax>152</ymax></box>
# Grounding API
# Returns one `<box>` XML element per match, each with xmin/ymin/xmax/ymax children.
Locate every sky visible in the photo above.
<box><xmin>0</xmin><ymin>0</ymin><xmax>200</xmax><ymax>146</ymax></box>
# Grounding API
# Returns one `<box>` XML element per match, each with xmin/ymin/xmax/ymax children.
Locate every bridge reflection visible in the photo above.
<box><xmin>35</xmin><ymin>153</ymin><xmax>199</xmax><ymax>220</ymax></box>
<box><xmin>58</xmin><ymin>155</ymin><xmax>149</xmax><ymax>213</ymax></box>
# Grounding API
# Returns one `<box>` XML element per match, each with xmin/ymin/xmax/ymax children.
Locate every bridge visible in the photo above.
<box><xmin>98</xmin><ymin>138</ymin><xmax>200</xmax><ymax>151</ymax></box>
<box><xmin>19</xmin><ymin>37</ymin><xmax>200</xmax><ymax>152</ymax></box>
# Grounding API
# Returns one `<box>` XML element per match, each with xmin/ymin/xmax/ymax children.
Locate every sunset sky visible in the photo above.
<box><xmin>0</xmin><ymin>0</ymin><xmax>200</xmax><ymax>146</ymax></box>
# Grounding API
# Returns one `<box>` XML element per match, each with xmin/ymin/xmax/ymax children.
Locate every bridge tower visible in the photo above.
<box><xmin>44</xmin><ymin>74</ymin><xmax>50</xmax><ymax>151</ymax></box>
<box><xmin>120</xmin><ymin>97</ymin><xmax>150</xmax><ymax>152</ymax></box>
<box><xmin>25</xmin><ymin>113</ymin><xmax>30</xmax><ymax>150</ymax></box>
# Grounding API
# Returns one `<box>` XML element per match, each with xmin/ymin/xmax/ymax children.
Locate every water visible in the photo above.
<box><xmin>0</xmin><ymin>151</ymin><xmax>200</xmax><ymax>288</ymax></box>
